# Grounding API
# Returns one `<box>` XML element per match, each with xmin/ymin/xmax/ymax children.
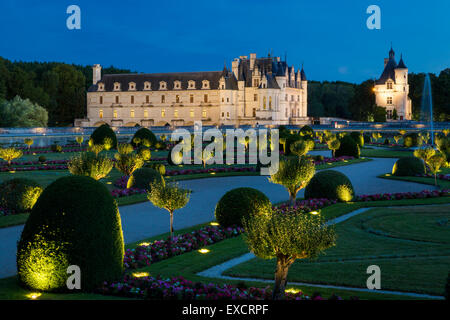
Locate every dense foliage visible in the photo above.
<box><xmin>90</xmin><ymin>124</ymin><xmax>117</xmax><ymax>148</ymax></box>
<box><xmin>335</xmin><ymin>135</ymin><xmax>360</xmax><ymax>158</ymax></box>
<box><xmin>0</xmin><ymin>96</ymin><xmax>48</xmax><ymax>127</ymax></box>
<box><xmin>127</xmin><ymin>167</ymin><xmax>164</xmax><ymax>190</ymax></box>
<box><xmin>403</xmin><ymin>132</ymin><xmax>422</xmax><ymax>148</ymax></box>
<box><xmin>17</xmin><ymin>176</ymin><xmax>124</xmax><ymax>291</ymax></box>
<box><xmin>392</xmin><ymin>157</ymin><xmax>426</xmax><ymax>176</ymax></box>
<box><xmin>305</xmin><ymin>170</ymin><xmax>354</xmax><ymax>202</ymax></box>
<box><xmin>0</xmin><ymin>178</ymin><xmax>42</xmax><ymax>213</ymax></box>
<box><xmin>132</xmin><ymin>128</ymin><xmax>157</xmax><ymax>148</ymax></box>
<box><xmin>214</xmin><ymin>187</ymin><xmax>272</xmax><ymax>228</ymax></box>
<box><xmin>68</xmin><ymin>151</ymin><xmax>113</xmax><ymax>180</ymax></box>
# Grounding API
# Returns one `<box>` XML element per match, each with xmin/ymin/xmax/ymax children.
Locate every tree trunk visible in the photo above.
<box><xmin>169</xmin><ymin>211</ymin><xmax>174</xmax><ymax>239</ymax></box>
<box><xmin>272</xmin><ymin>256</ymin><xmax>292</xmax><ymax>300</ymax></box>
<box><xmin>435</xmin><ymin>174</ymin><xmax>437</xmax><ymax>186</ymax></box>
<box><xmin>289</xmin><ymin>192</ymin><xmax>296</xmax><ymax>207</ymax></box>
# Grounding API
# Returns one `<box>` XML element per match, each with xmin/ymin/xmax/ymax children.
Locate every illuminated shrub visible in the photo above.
<box><xmin>299</xmin><ymin>125</ymin><xmax>314</xmax><ymax>138</ymax></box>
<box><xmin>137</xmin><ymin>147</ymin><xmax>151</xmax><ymax>161</ymax></box>
<box><xmin>17</xmin><ymin>176</ymin><xmax>124</xmax><ymax>292</ymax></box>
<box><xmin>0</xmin><ymin>147</ymin><xmax>23</xmax><ymax>164</ymax></box>
<box><xmin>392</xmin><ymin>157</ymin><xmax>425</xmax><ymax>176</ymax></box>
<box><xmin>131</xmin><ymin>128</ymin><xmax>157</xmax><ymax>148</ymax></box>
<box><xmin>145</xmin><ymin>163</ymin><xmax>166</xmax><ymax>176</ymax></box>
<box><xmin>90</xmin><ymin>124</ymin><xmax>117</xmax><ymax>149</ymax></box>
<box><xmin>68</xmin><ymin>152</ymin><xmax>113</xmax><ymax>180</ymax></box>
<box><xmin>0</xmin><ymin>178</ymin><xmax>43</xmax><ymax>213</ymax></box>
<box><xmin>127</xmin><ymin>167</ymin><xmax>164</xmax><ymax>191</ymax></box>
<box><xmin>214</xmin><ymin>188</ymin><xmax>272</xmax><ymax>227</ymax></box>
<box><xmin>305</xmin><ymin>170</ymin><xmax>354</xmax><ymax>202</ymax></box>
<box><xmin>114</xmin><ymin>152</ymin><xmax>144</xmax><ymax>176</ymax></box>
<box><xmin>335</xmin><ymin>135</ymin><xmax>360</xmax><ymax>159</ymax></box>
<box><xmin>403</xmin><ymin>132</ymin><xmax>422</xmax><ymax>148</ymax></box>
<box><xmin>350</xmin><ymin>132</ymin><xmax>364</xmax><ymax>147</ymax></box>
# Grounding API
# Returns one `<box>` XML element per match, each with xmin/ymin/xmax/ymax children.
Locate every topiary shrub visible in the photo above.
<box><xmin>305</xmin><ymin>170</ymin><xmax>354</xmax><ymax>202</ymax></box>
<box><xmin>403</xmin><ymin>132</ymin><xmax>422</xmax><ymax>148</ymax></box>
<box><xmin>0</xmin><ymin>178</ymin><xmax>43</xmax><ymax>213</ymax></box>
<box><xmin>50</xmin><ymin>144</ymin><xmax>62</xmax><ymax>153</ymax></box>
<box><xmin>214</xmin><ymin>188</ymin><xmax>272</xmax><ymax>227</ymax></box>
<box><xmin>335</xmin><ymin>135</ymin><xmax>360</xmax><ymax>158</ymax></box>
<box><xmin>392</xmin><ymin>157</ymin><xmax>425</xmax><ymax>176</ymax></box>
<box><xmin>145</xmin><ymin>163</ymin><xmax>166</xmax><ymax>175</ymax></box>
<box><xmin>38</xmin><ymin>155</ymin><xmax>46</xmax><ymax>163</ymax></box>
<box><xmin>90</xmin><ymin>124</ymin><xmax>117</xmax><ymax>149</ymax></box>
<box><xmin>127</xmin><ymin>167</ymin><xmax>164</xmax><ymax>190</ymax></box>
<box><xmin>350</xmin><ymin>132</ymin><xmax>364</xmax><ymax>147</ymax></box>
<box><xmin>17</xmin><ymin>176</ymin><xmax>124</xmax><ymax>292</ymax></box>
<box><xmin>299</xmin><ymin>125</ymin><xmax>314</xmax><ymax>138</ymax></box>
<box><xmin>131</xmin><ymin>128</ymin><xmax>157</xmax><ymax>148</ymax></box>
<box><xmin>363</xmin><ymin>133</ymin><xmax>371</xmax><ymax>144</ymax></box>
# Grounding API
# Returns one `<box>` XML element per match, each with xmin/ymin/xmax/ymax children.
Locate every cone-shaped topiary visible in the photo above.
<box><xmin>17</xmin><ymin>176</ymin><xmax>124</xmax><ymax>292</ymax></box>
<box><xmin>335</xmin><ymin>135</ymin><xmax>360</xmax><ymax>158</ymax></box>
<box><xmin>131</xmin><ymin>128</ymin><xmax>157</xmax><ymax>148</ymax></box>
<box><xmin>90</xmin><ymin>124</ymin><xmax>117</xmax><ymax>149</ymax></box>
<box><xmin>305</xmin><ymin>170</ymin><xmax>354</xmax><ymax>202</ymax></box>
<box><xmin>350</xmin><ymin>132</ymin><xmax>364</xmax><ymax>147</ymax></box>
<box><xmin>392</xmin><ymin>157</ymin><xmax>425</xmax><ymax>176</ymax></box>
<box><xmin>0</xmin><ymin>178</ymin><xmax>43</xmax><ymax>213</ymax></box>
<box><xmin>214</xmin><ymin>187</ymin><xmax>272</xmax><ymax>227</ymax></box>
<box><xmin>127</xmin><ymin>167</ymin><xmax>164</xmax><ymax>191</ymax></box>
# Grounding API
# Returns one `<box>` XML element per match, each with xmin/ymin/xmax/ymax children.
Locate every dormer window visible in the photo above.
<box><xmin>202</xmin><ymin>80</ymin><xmax>210</xmax><ymax>89</ymax></box>
<box><xmin>97</xmin><ymin>82</ymin><xmax>104</xmax><ymax>91</ymax></box>
<box><xmin>144</xmin><ymin>82</ymin><xmax>151</xmax><ymax>90</ymax></box>
<box><xmin>188</xmin><ymin>80</ymin><xmax>196</xmax><ymax>89</ymax></box>
<box><xmin>387</xmin><ymin>81</ymin><xmax>393</xmax><ymax>90</ymax></box>
<box><xmin>174</xmin><ymin>81</ymin><xmax>181</xmax><ymax>90</ymax></box>
<box><xmin>128</xmin><ymin>82</ymin><xmax>136</xmax><ymax>91</ymax></box>
<box><xmin>159</xmin><ymin>81</ymin><xmax>167</xmax><ymax>90</ymax></box>
<box><xmin>113</xmin><ymin>82</ymin><xmax>121</xmax><ymax>91</ymax></box>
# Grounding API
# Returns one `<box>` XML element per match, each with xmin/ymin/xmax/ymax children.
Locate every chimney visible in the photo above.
<box><xmin>232</xmin><ymin>58</ymin><xmax>239</xmax><ymax>78</ymax></box>
<box><xmin>250</xmin><ymin>53</ymin><xmax>256</xmax><ymax>70</ymax></box>
<box><xmin>384</xmin><ymin>58</ymin><xmax>389</xmax><ymax>67</ymax></box>
<box><xmin>92</xmin><ymin>64</ymin><xmax>102</xmax><ymax>84</ymax></box>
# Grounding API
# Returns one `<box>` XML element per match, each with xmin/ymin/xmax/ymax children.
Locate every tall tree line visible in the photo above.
<box><xmin>0</xmin><ymin>57</ymin><xmax>131</xmax><ymax>126</ymax></box>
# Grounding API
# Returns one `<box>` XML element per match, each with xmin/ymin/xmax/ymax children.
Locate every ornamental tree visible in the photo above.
<box><xmin>68</xmin><ymin>152</ymin><xmax>113</xmax><ymax>180</ymax></box>
<box><xmin>393</xmin><ymin>135</ymin><xmax>402</xmax><ymax>144</ymax></box>
<box><xmin>268</xmin><ymin>156</ymin><xmax>315</xmax><ymax>207</ymax></box>
<box><xmin>413</xmin><ymin>147</ymin><xmax>435</xmax><ymax>172</ymax></box>
<box><xmin>0</xmin><ymin>147</ymin><xmax>23</xmax><ymax>165</ymax></box>
<box><xmin>243</xmin><ymin>211</ymin><xmax>336</xmax><ymax>300</ymax></box>
<box><xmin>290</xmin><ymin>139</ymin><xmax>314</xmax><ymax>158</ymax></box>
<box><xmin>88</xmin><ymin>144</ymin><xmax>104</xmax><ymax>156</ymax></box>
<box><xmin>114</xmin><ymin>152</ymin><xmax>144</xmax><ymax>176</ymax></box>
<box><xmin>147</xmin><ymin>181</ymin><xmax>191</xmax><ymax>239</ymax></box>
<box><xmin>76</xmin><ymin>136</ymin><xmax>84</xmax><ymax>147</ymax></box>
<box><xmin>24</xmin><ymin>138</ymin><xmax>34</xmax><ymax>149</ymax></box>
<box><xmin>117</xmin><ymin>143</ymin><xmax>134</xmax><ymax>155</ymax></box>
<box><xmin>426</xmin><ymin>153</ymin><xmax>446</xmax><ymax>186</ymax></box>
<box><xmin>327</xmin><ymin>138</ymin><xmax>340</xmax><ymax>157</ymax></box>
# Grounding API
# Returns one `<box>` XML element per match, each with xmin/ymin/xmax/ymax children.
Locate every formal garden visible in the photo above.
<box><xmin>0</xmin><ymin>124</ymin><xmax>449</xmax><ymax>301</ymax></box>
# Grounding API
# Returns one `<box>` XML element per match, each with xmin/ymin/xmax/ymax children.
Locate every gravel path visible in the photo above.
<box><xmin>0</xmin><ymin>157</ymin><xmax>438</xmax><ymax>279</ymax></box>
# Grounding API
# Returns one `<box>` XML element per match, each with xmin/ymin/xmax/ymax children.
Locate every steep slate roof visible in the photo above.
<box><xmin>376</xmin><ymin>48</ymin><xmax>398</xmax><ymax>85</ymax></box>
<box><xmin>396</xmin><ymin>54</ymin><xmax>407</xmax><ymax>69</ymax></box>
<box><xmin>300</xmin><ymin>66</ymin><xmax>307</xmax><ymax>81</ymax></box>
<box><xmin>88</xmin><ymin>71</ymin><xmax>224</xmax><ymax>92</ymax></box>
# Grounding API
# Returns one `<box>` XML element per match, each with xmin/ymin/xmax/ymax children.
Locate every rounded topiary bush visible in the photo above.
<box><xmin>0</xmin><ymin>178</ymin><xmax>43</xmax><ymax>213</ymax></box>
<box><xmin>392</xmin><ymin>157</ymin><xmax>425</xmax><ymax>176</ymax></box>
<box><xmin>145</xmin><ymin>163</ymin><xmax>166</xmax><ymax>175</ymax></box>
<box><xmin>127</xmin><ymin>167</ymin><xmax>164</xmax><ymax>190</ymax></box>
<box><xmin>305</xmin><ymin>170</ymin><xmax>354</xmax><ymax>202</ymax></box>
<box><xmin>90</xmin><ymin>124</ymin><xmax>117</xmax><ymax>149</ymax></box>
<box><xmin>403</xmin><ymin>132</ymin><xmax>422</xmax><ymax>148</ymax></box>
<box><xmin>335</xmin><ymin>135</ymin><xmax>360</xmax><ymax>158</ymax></box>
<box><xmin>132</xmin><ymin>128</ymin><xmax>157</xmax><ymax>148</ymax></box>
<box><xmin>214</xmin><ymin>188</ymin><xmax>272</xmax><ymax>227</ymax></box>
<box><xmin>299</xmin><ymin>125</ymin><xmax>314</xmax><ymax>138</ymax></box>
<box><xmin>350</xmin><ymin>132</ymin><xmax>364</xmax><ymax>147</ymax></box>
<box><xmin>17</xmin><ymin>176</ymin><xmax>124</xmax><ymax>292</ymax></box>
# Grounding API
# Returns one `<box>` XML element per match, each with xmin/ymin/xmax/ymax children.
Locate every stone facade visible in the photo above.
<box><xmin>373</xmin><ymin>47</ymin><xmax>412</xmax><ymax>120</ymax></box>
<box><xmin>77</xmin><ymin>53</ymin><xmax>308</xmax><ymax>127</ymax></box>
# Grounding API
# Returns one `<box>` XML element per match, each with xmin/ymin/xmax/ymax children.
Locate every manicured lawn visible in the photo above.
<box><xmin>360</xmin><ymin>148</ymin><xmax>413</xmax><ymax>158</ymax></box>
<box><xmin>379</xmin><ymin>173</ymin><xmax>450</xmax><ymax>190</ymax></box>
<box><xmin>224</xmin><ymin>205</ymin><xmax>450</xmax><ymax>296</ymax></box>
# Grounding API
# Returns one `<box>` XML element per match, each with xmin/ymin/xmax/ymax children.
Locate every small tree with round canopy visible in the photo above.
<box><xmin>327</xmin><ymin>138</ymin><xmax>340</xmax><ymax>157</ymax></box>
<box><xmin>243</xmin><ymin>211</ymin><xmax>336</xmax><ymax>300</ymax></box>
<box><xmin>268</xmin><ymin>156</ymin><xmax>315</xmax><ymax>207</ymax></box>
<box><xmin>0</xmin><ymin>147</ymin><xmax>23</xmax><ymax>165</ymax></box>
<box><xmin>76</xmin><ymin>136</ymin><xmax>84</xmax><ymax>147</ymax></box>
<box><xmin>413</xmin><ymin>147</ymin><xmax>436</xmax><ymax>172</ymax></box>
<box><xmin>290</xmin><ymin>139</ymin><xmax>314</xmax><ymax>158</ymax></box>
<box><xmin>147</xmin><ymin>181</ymin><xmax>191</xmax><ymax>239</ymax></box>
<box><xmin>24</xmin><ymin>138</ymin><xmax>34</xmax><ymax>149</ymax></box>
<box><xmin>426</xmin><ymin>153</ymin><xmax>446</xmax><ymax>186</ymax></box>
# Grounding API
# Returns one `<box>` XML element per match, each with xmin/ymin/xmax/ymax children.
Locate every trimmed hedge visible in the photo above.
<box><xmin>17</xmin><ymin>176</ymin><xmax>124</xmax><ymax>292</ymax></box>
<box><xmin>403</xmin><ymin>132</ymin><xmax>422</xmax><ymax>148</ymax></box>
<box><xmin>214</xmin><ymin>188</ymin><xmax>272</xmax><ymax>227</ymax></box>
<box><xmin>90</xmin><ymin>124</ymin><xmax>117</xmax><ymax>149</ymax></box>
<box><xmin>0</xmin><ymin>178</ymin><xmax>43</xmax><ymax>213</ymax></box>
<box><xmin>392</xmin><ymin>157</ymin><xmax>425</xmax><ymax>176</ymax></box>
<box><xmin>132</xmin><ymin>128</ymin><xmax>157</xmax><ymax>148</ymax></box>
<box><xmin>350</xmin><ymin>132</ymin><xmax>364</xmax><ymax>147</ymax></box>
<box><xmin>127</xmin><ymin>167</ymin><xmax>164</xmax><ymax>190</ymax></box>
<box><xmin>305</xmin><ymin>170</ymin><xmax>354</xmax><ymax>202</ymax></box>
<box><xmin>335</xmin><ymin>135</ymin><xmax>360</xmax><ymax>158</ymax></box>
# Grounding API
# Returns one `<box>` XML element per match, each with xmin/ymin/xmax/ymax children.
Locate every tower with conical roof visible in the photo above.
<box><xmin>373</xmin><ymin>46</ymin><xmax>412</xmax><ymax>120</ymax></box>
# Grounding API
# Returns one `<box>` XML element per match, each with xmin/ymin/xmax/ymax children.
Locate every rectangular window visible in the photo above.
<box><xmin>113</xmin><ymin>110</ymin><xmax>118</xmax><ymax>118</ymax></box>
<box><xmin>190</xmin><ymin>95</ymin><xmax>194</xmax><ymax>103</ymax></box>
<box><xmin>130</xmin><ymin>110</ymin><xmax>135</xmax><ymax>118</ymax></box>
<box><xmin>99</xmin><ymin>110</ymin><xmax>103</xmax><ymax>119</ymax></box>
<box><xmin>176</xmin><ymin>95</ymin><xmax>180</xmax><ymax>103</ymax></box>
<box><xmin>146</xmin><ymin>95</ymin><xmax>149</xmax><ymax>103</ymax></box>
<box><xmin>190</xmin><ymin>109</ymin><xmax>194</xmax><ymax>118</ymax></box>
<box><xmin>202</xmin><ymin>110</ymin><xmax>207</xmax><ymax>118</ymax></box>
<box><xmin>161</xmin><ymin>95</ymin><xmax>165</xmax><ymax>103</ymax></box>
<box><xmin>387</xmin><ymin>97</ymin><xmax>393</xmax><ymax>105</ymax></box>
<box><xmin>174</xmin><ymin>109</ymin><xmax>179</xmax><ymax>118</ymax></box>
<box><xmin>115</xmin><ymin>96</ymin><xmax>119</xmax><ymax>104</ymax></box>
<box><xmin>161</xmin><ymin>109</ymin><xmax>165</xmax><ymax>117</ymax></box>
<box><xmin>227</xmin><ymin>112</ymin><xmax>230</xmax><ymax>117</ymax></box>
<box><xmin>144</xmin><ymin>110</ymin><xmax>148</xmax><ymax>118</ymax></box>
<box><xmin>204</xmin><ymin>94</ymin><xmax>208</xmax><ymax>103</ymax></box>
<box><xmin>99</xmin><ymin>96</ymin><xmax>103</xmax><ymax>104</ymax></box>
<box><xmin>131</xmin><ymin>96</ymin><xmax>134</xmax><ymax>104</ymax></box>
<box><xmin>254</xmin><ymin>94</ymin><xmax>258</xmax><ymax>101</ymax></box>
<box><xmin>387</xmin><ymin>82</ymin><xmax>393</xmax><ymax>89</ymax></box>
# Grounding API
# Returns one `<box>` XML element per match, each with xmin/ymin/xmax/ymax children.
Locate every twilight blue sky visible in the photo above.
<box><xmin>0</xmin><ymin>0</ymin><xmax>449</xmax><ymax>83</ymax></box>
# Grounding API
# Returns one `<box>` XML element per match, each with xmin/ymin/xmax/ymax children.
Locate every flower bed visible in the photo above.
<box><xmin>0</xmin><ymin>159</ymin><xmax>68</xmax><ymax>167</ymax></box>
<box><xmin>415</xmin><ymin>173</ymin><xmax>450</xmax><ymax>181</ymax></box>
<box><xmin>98</xmin><ymin>275</ymin><xmax>340</xmax><ymax>300</ymax></box>
<box><xmin>275</xmin><ymin>198</ymin><xmax>337</xmax><ymax>214</ymax></box>
<box><xmin>124</xmin><ymin>225</ymin><xmax>243</xmax><ymax>269</ymax></box>
<box><xmin>0</xmin><ymin>164</ymin><xmax>68</xmax><ymax>172</ymax></box>
<box><xmin>111</xmin><ymin>188</ymin><xmax>145</xmax><ymax>198</ymax></box>
<box><xmin>354</xmin><ymin>189</ymin><xmax>449</xmax><ymax>202</ymax></box>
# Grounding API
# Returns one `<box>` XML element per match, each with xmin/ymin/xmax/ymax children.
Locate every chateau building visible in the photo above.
<box><xmin>373</xmin><ymin>47</ymin><xmax>412</xmax><ymax>120</ymax></box>
<box><xmin>77</xmin><ymin>53</ymin><xmax>308</xmax><ymax>127</ymax></box>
